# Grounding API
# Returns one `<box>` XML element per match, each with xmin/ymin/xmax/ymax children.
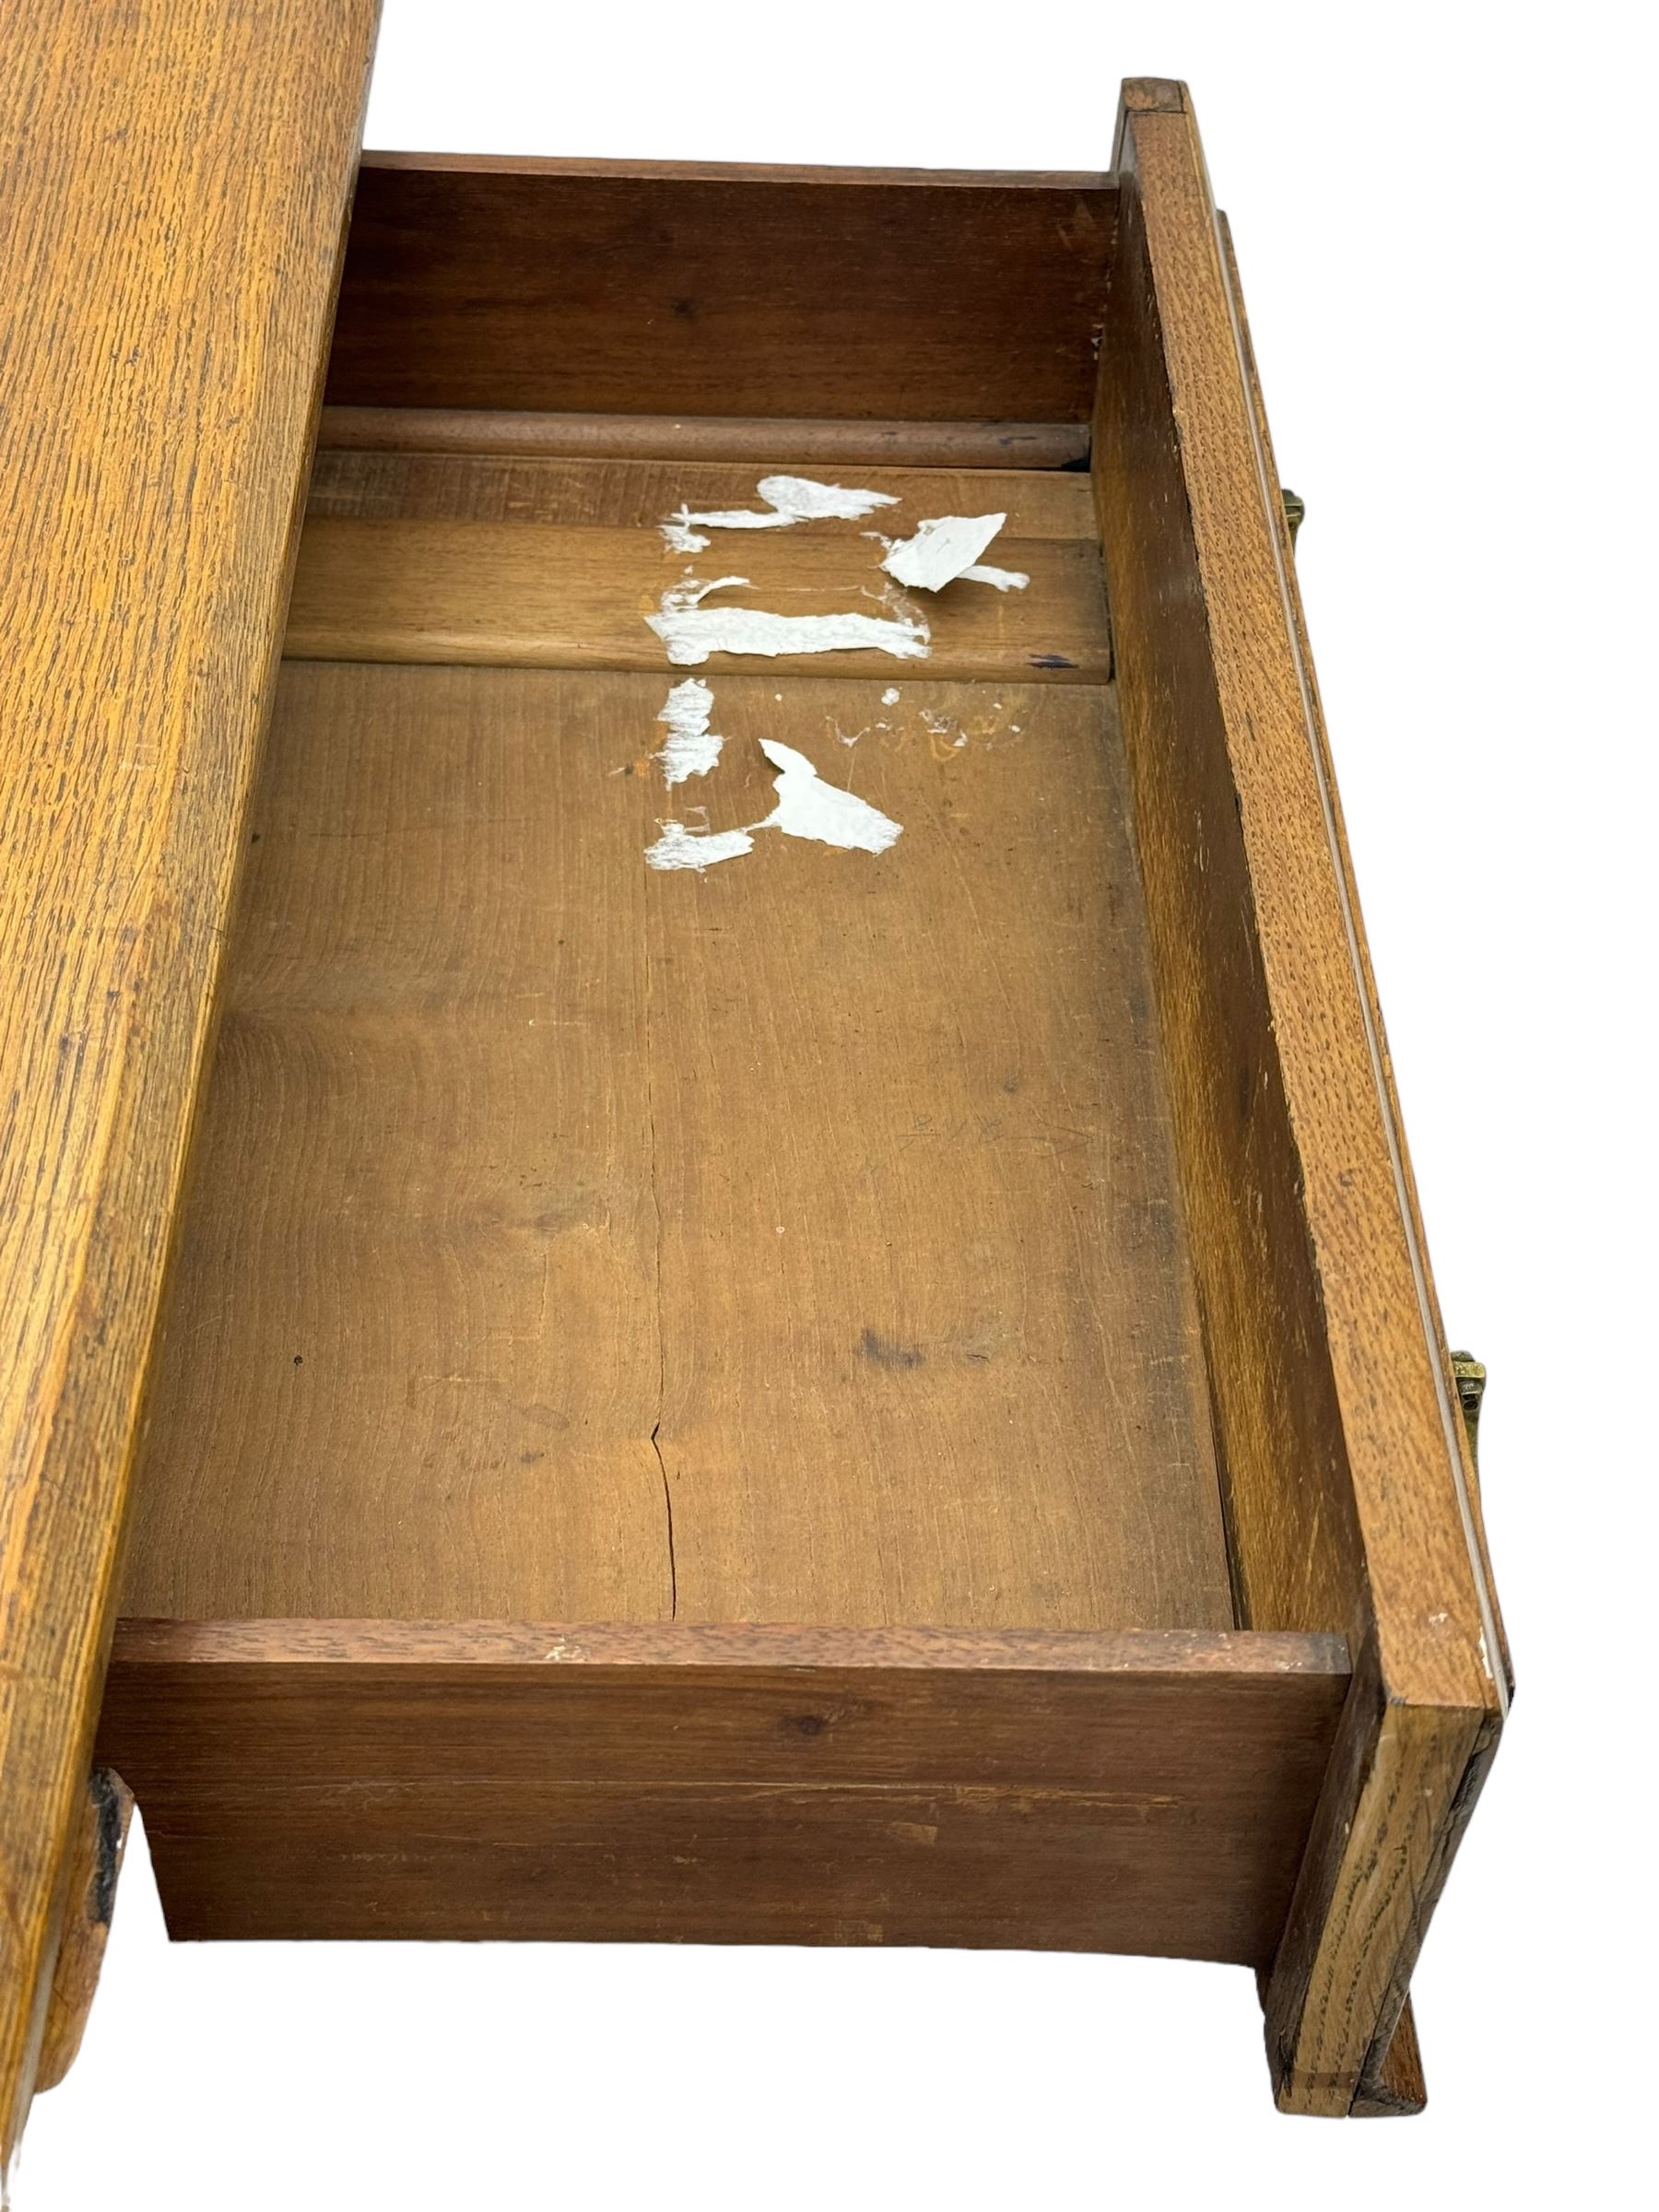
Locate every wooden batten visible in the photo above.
<box><xmin>315</xmin><ymin>408</ymin><xmax>1092</xmax><ymax>471</ymax></box>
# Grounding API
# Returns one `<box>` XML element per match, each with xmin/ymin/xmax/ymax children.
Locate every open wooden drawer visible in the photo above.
<box><xmin>0</xmin><ymin>14</ymin><xmax>1506</xmax><ymax>2156</ymax></box>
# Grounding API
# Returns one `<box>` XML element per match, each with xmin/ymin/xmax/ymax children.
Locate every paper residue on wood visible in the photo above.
<box><xmin>661</xmin><ymin>474</ymin><xmax>898</xmax><ymax>550</ymax></box>
<box><xmin>643</xmin><ymin>708</ymin><xmax>901</xmax><ymax>871</ymax></box>
<box><xmin>644</xmin><ymin>819</ymin><xmax>757</xmax><ymax>872</ymax></box>
<box><xmin>754</xmin><ymin>739</ymin><xmax>901</xmax><ymax>854</ymax></box>
<box><xmin>882</xmin><ymin>513</ymin><xmax>1008</xmax><ymax>592</ymax></box>
<box><xmin>647</xmin><ymin>573</ymin><xmax>929</xmax><ymax>666</ymax></box>
<box><xmin>653</xmin><ymin>677</ymin><xmax>724</xmax><ymax>785</ymax></box>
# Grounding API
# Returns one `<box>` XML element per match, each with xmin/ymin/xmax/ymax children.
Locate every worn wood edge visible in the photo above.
<box><xmin>315</xmin><ymin>407</ymin><xmax>1092</xmax><ymax>469</ymax></box>
<box><xmin>0</xmin><ymin>3</ymin><xmax>380</xmax><ymax>2159</ymax></box>
<box><xmin>109</xmin><ymin>1619</ymin><xmax>1349</xmax><ymax>1675</ymax></box>
<box><xmin>33</xmin><ymin>1771</ymin><xmax>132</xmax><ymax>2097</ymax></box>
<box><xmin>1120</xmin><ymin>77</ymin><xmax>1190</xmax><ymax>119</ymax></box>
<box><xmin>1352</xmin><ymin>1995</ymin><xmax>1428</xmax><ymax>2117</ymax></box>
<box><xmin>360</xmin><ymin>149</ymin><xmax>1117</xmax><ymax>193</ymax></box>
<box><xmin>1262</xmin><ymin>1633</ymin><xmax>1498</xmax><ymax>2113</ymax></box>
<box><xmin>1113</xmin><ymin>92</ymin><xmax>1504</xmax><ymax>1718</ymax></box>
<box><xmin>1217</xmin><ymin>210</ymin><xmax>1512</xmax><ymax>1700</ymax></box>
<box><xmin>1252</xmin><ymin>1974</ymin><xmax>1429</xmax><ymax>2116</ymax></box>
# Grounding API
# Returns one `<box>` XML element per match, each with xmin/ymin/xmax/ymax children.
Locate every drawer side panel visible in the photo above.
<box><xmin>0</xmin><ymin>0</ymin><xmax>381</xmax><ymax>2153</ymax></box>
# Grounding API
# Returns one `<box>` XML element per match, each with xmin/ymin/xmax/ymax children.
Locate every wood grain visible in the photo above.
<box><xmin>1094</xmin><ymin>116</ymin><xmax>1360</xmax><ymax>1644</ymax></box>
<box><xmin>1093</xmin><ymin>79</ymin><xmax>1506</xmax><ymax>2113</ymax></box>
<box><xmin>33</xmin><ymin>1771</ymin><xmax>132</xmax><ymax>2097</ymax></box>
<box><xmin>119</xmin><ymin>665</ymin><xmax>1230</xmax><ymax>1630</ymax></box>
<box><xmin>324</xmin><ymin>154</ymin><xmax>1117</xmax><ymax>422</ymax></box>
<box><xmin>1218</xmin><ymin>207</ymin><xmax>1513</xmax><ymax>1706</ymax></box>
<box><xmin>317</xmin><ymin>408</ymin><xmax>1092</xmax><ymax>471</ymax></box>
<box><xmin>305</xmin><ymin>452</ymin><xmax>1099</xmax><ymax>536</ymax></box>
<box><xmin>1264</xmin><ymin>1635</ymin><xmax>1492</xmax><ymax>2113</ymax></box>
<box><xmin>1353</xmin><ymin>1997</ymin><xmax>1428</xmax><ymax>2118</ymax></box>
<box><xmin>285</xmin><ymin>518</ymin><xmax>1110</xmax><ymax>679</ymax></box>
<box><xmin>0</xmin><ymin>0</ymin><xmax>378</xmax><ymax>2152</ymax></box>
<box><xmin>100</xmin><ymin>1621</ymin><xmax>1347</xmax><ymax>1960</ymax></box>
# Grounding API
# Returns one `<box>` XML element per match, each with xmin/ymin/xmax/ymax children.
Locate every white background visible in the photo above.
<box><xmin>24</xmin><ymin>2</ymin><xmax>1656</xmax><ymax>2203</ymax></box>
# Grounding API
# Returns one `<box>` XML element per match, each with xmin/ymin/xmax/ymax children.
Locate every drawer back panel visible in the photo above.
<box><xmin>324</xmin><ymin>155</ymin><xmax>1119</xmax><ymax>425</ymax></box>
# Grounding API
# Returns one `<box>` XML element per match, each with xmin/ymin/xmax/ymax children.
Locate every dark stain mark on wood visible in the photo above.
<box><xmin>859</xmin><ymin>1327</ymin><xmax>925</xmax><ymax>1371</ymax></box>
<box><xmin>89</xmin><ymin>1770</ymin><xmax>127</xmax><ymax>1926</ymax></box>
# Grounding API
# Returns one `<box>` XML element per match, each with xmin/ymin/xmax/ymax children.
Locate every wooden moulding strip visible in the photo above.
<box><xmin>315</xmin><ymin>407</ymin><xmax>1092</xmax><ymax>471</ymax></box>
<box><xmin>100</xmin><ymin>1623</ymin><xmax>1350</xmax><ymax>1963</ymax></box>
<box><xmin>108</xmin><ymin>1618</ymin><xmax>1348</xmax><ymax>1673</ymax></box>
<box><xmin>1094</xmin><ymin>77</ymin><xmax>1507</xmax><ymax>2113</ymax></box>
<box><xmin>0</xmin><ymin>0</ymin><xmax>380</xmax><ymax>2158</ymax></box>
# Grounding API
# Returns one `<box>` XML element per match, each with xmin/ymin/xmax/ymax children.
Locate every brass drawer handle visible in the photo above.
<box><xmin>1450</xmin><ymin>1351</ymin><xmax>1486</xmax><ymax>1468</ymax></box>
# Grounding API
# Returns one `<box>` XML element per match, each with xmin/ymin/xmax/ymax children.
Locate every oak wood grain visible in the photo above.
<box><xmin>0</xmin><ymin>0</ymin><xmax>378</xmax><ymax>2152</ymax></box>
<box><xmin>305</xmin><ymin>452</ymin><xmax>1099</xmax><ymax>536</ymax></box>
<box><xmin>325</xmin><ymin>154</ymin><xmax>1117</xmax><ymax>422</ymax></box>
<box><xmin>1353</xmin><ymin>1996</ymin><xmax>1428</xmax><ymax>2118</ymax></box>
<box><xmin>119</xmin><ymin>665</ymin><xmax>1230</xmax><ymax>1630</ymax></box>
<box><xmin>1093</xmin><ymin>78</ymin><xmax>1506</xmax><ymax>2114</ymax></box>
<box><xmin>100</xmin><ymin>1621</ymin><xmax>1347</xmax><ymax>1961</ymax></box>
<box><xmin>317</xmin><ymin>409</ymin><xmax>1092</xmax><ymax>471</ymax></box>
<box><xmin>1218</xmin><ymin>208</ymin><xmax>1513</xmax><ymax>1705</ymax></box>
<box><xmin>1263</xmin><ymin>1634</ymin><xmax>1493</xmax><ymax>2113</ymax></box>
<box><xmin>284</xmin><ymin>517</ymin><xmax>1110</xmax><ymax>679</ymax></box>
<box><xmin>32</xmin><ymin>1771</ymin><xmax>132</xmax><ymax>2097</ymax></box>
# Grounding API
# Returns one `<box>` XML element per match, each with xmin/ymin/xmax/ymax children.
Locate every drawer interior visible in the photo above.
<box><xmin>115</xmin><ymin>156</ymin><xmax>1257</xmax><ymax>1641</ymax></box>
<box><xmin>120</xmin><ymin>444</ymin><xmax>1230</xmax><ymax>1633</ymax></box>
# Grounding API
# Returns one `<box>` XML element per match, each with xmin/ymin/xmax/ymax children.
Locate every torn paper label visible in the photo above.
<box><xmin>882</xmin><ymin>513</ymin><xmax>1009</xmax><ymax>592</ymax></box>
<box><xmin>960</xmin><ymin>563</ymin><xmax>1030</xmax><ymax>593</ymax></box>
<box><xmin>755</xmin><ymin>739</ymin><xmax>901</xmax><ymax>854</ymax></box>
<box><xmin>660</xmin><ymin>474</ymin><xmax>898</xmax><ymax>548</ymax></box>
<box><xmin>647</xmin><ymin>575</ymin><xmax>928</xmax><ymax>666</ymax></box>
<box><xmin>653</xmin><ymin>677</ymin><xmax>724</xmax><ymax>785</ymax></box>
<box><xmin>645</xmin><ymin>820</ymin><xmax>757</xmax><ymax>872</ymax></box>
